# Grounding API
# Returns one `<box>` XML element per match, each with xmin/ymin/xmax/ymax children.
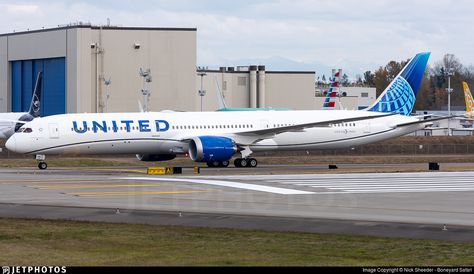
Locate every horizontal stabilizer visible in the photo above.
<box><xmin>392</xmin><ymin>116</ymin><xmax>453</xmax><ymax>128</ymax></box>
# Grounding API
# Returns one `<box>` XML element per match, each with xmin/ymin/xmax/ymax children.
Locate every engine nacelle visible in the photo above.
<box><xmin>136</xmin><ymin>154</ymin><xmax>176</xmax><ymax>162</ymax></box>
<box><xmin>188</xmin><ymin>136</ymin><xmax>236</xmax><ymax>162</ymax></box>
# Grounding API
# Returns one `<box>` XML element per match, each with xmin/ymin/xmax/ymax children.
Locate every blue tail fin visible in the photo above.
<box><xmin>366</xmin><ymin>52</ymin><xmax>430</xmax><ymax>116</ymax></box>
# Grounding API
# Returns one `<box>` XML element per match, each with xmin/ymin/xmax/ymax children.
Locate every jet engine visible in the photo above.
<box><xmin>188</xmin><ymin>136</ymin><xmax>237</xmax><ymax>162</ymax></box>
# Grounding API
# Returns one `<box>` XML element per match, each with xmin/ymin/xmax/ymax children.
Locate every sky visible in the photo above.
<box><xmin>1</xmin><ymin>0</ymin><xmax>473</xmax><ymax>77</ymax></box>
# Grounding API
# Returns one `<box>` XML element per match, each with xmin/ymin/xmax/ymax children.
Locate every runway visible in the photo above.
<box><xmin>0</xmin><ymin>167</ymin><xmax>473</xmax><ymax>241</ymax></box>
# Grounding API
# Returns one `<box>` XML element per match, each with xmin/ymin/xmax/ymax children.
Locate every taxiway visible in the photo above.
<box><xmin>0</xmin><ymin>166</ymin><xmax>473</xmax><ymax>241</ymax></box>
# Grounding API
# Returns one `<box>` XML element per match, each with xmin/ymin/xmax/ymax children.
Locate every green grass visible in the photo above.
<box><xmin>0</xmin><ymin>218</ymin><xmax>473</xmax><ymax>266</ymax></box>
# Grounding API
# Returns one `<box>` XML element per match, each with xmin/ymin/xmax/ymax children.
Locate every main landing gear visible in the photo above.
<box><xmin>233</xmin><ymin>146</ymin><xmax>257</xmax><ymax>168</ymax></box>
<box><xmin>206</xmin><ymin>158</ymin><xmax>258</xmax><ymax>168</ymax></box>
<box><xmin>206</xmin><ymin>160</ymin><xmax>230</xmax><ymax>168</ymax></box>
<box><xmin>205</xmin><ymin>147</ymin><xmax>258</xmax><ymax>168</ymax></box>
<box><xmin>35</xmin><ymin>154</ymin><xmax>47</xmax><ymax>170</ymax></box>
<box><xmin>233</xmin><ymin>158</ymin><xmax>258</xmax><ymax>168</ymax></box>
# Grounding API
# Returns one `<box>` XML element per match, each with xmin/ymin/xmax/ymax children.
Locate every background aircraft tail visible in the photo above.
<box><xmin>462</xmin><ymin>82</ymin><xmax>474</xmax><ymax>116</ymax></box>
<box><xmin>215</xmin><ymin>77</ymin><xmax>228</xmax><ymax>110</ymax></box>
<box><xmin>366</xmin><ymin>52</ymin><xmax>430</xmax><ymax>116</ymax></box>
<box><xmin>27</xmin><ymin>71</ymin><xmax>43</xmax><ymax>118</ymax></box>
<box><xmin>322</xmin><ymin>70</ymin><xmax>341</xmax><ymax>110</ymax></box>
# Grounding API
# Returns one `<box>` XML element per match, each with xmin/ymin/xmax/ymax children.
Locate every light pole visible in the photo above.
<box><xmin>139</xmin><ymin>68</ymin><xmax>152</xmax><ymax>112</ymax></box>
<box><xmin>197</xmin><ymin>71</ymin><xmax>207</xmax><ymax>111</ymax></box>
<box><xmin>103</xmin><ymin>77</ymin><xmax>111</xmax><ymax>112</ymax></box>
<box><xmin>445</xmin><ymin>67</ymin><xmax>454</xmax><ymax>136</ymax></box>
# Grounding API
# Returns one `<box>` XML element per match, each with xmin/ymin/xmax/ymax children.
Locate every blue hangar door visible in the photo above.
<box><xmin>11</xmin><ymin>57</ymin><xmax>66</xmax><ymax>116</ymax></box>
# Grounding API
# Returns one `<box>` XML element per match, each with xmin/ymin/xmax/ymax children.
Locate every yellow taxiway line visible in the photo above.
<box><xmin>32</xmin><ymin>184</ymin><xmax>162</xmax><ymax>189</ymax></box>
<box><xmin>68</xmin><ymin>189</ymin><xmax>218</xmax><ymax>197</ymax></box>
<box><xmin>57</xmin><ymin>168</ymin><xmax>148</xmax><ymax>174</ymax></box>
<box><xmin>0</xmin><ymin>179</ymin><xmax>111</xmax><ymax>184</ymax></box>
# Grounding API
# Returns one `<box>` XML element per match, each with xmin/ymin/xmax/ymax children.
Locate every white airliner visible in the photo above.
<box><xmin>6</xmin><ymin>53</ymin><xmax>444</xmax><ymax>170</ymax></box>
<box><xmin>0</xmin><ymin>71</ymin><xmax>42</xmax><ymax>139</ymax></box>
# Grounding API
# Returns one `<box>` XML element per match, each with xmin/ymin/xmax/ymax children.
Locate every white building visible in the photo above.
<box><xmin>196</xmin><ymin>66</ymin><xmax>316</xmax><ymax>111</ymax></box>
<box><xmin>314</xmin><ymin>86</ymin><xmax>376</xmax><ymax>110</ymax></box>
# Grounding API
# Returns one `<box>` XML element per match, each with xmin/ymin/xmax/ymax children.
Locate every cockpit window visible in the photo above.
<box><xmin>17</xmin><ymin>128</ymin><xmax>25</xmax><ymax>132</ymax></box>
<box><xmin>23</xmin><ymin>128</ymin><xmax>33</xmax><ymax>133</ymax></box>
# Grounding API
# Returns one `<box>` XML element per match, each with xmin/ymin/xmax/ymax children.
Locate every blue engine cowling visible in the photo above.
<box><xmin>188</xmin><ymin>136</ymin><xmax>237</xmax><ymax>162</ymax></box>
<box><xmin>136</xmin><ymin>154</ymin><xmax>176</xmax><ymax>161</ymax></box>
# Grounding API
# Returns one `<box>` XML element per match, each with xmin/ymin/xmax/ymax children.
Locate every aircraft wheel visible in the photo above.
<box><xmin>248</xmin><ymin>158</ymin><xmax>258</xmax><ymax>168</ymax></box>
<box><xmin>234</xmin><ymin>158</ymin><xmax>242</xmax><ymax>167</ymax></box>
<box><xmin>239</xmin><ymin>158</ymin><xmax>248</xmax><ymax>167</ymax></box>
<box><xmin>207</xmin><ymin>161</ymin><xmax>220</xmax><ymax>168</ymax></box>
<box><xmin>221</xmin><ymin>160</ymin><xmax>230</xmax><ymax>167</ymax></box>
<box><xmin>38</xmin><ymin>162</ymin><xmax>47</xmax><ymax>170</ymax></box>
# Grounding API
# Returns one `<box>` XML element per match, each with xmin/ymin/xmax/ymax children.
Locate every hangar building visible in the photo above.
<box><xmin>0</xmin><ymin>24</ymin><xmax>197</xmax><ymax>115</ymax></box>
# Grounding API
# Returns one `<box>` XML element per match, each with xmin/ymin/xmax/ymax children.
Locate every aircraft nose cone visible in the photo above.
<box><xmin>5</xmin><ymin>135</ymin><xmax>16</xmax><ymax>152</ymax></box>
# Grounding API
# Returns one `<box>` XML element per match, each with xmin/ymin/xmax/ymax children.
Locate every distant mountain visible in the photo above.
<box><xmin>199</xmin><ymin>56</ymin><xmax>381</xmax><ymax>81</ymax></box>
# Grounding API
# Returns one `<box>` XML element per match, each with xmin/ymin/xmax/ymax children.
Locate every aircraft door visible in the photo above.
<box><xmin>48</xmin><ymin>123</ymin><xmax>59</xmax><ymax>139</ymax></box>
<box><xmin>363</xmin><ymin>121</ymin><xmax>371</xmax><ymax>133</ymax></box>
<box><xmin>260</xmin><ymin>119</ymin><xmax>269</xmax><ymax>129</ymax></box>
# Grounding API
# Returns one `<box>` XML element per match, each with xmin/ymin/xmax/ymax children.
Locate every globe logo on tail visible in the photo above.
<box><xmin>370</xmin><ymin>76</ymin><xmax>415</xmax><ymax>116</ymax></box>
<box><xmin>32</xmin><ymin>94</ymin><xmax>40</xmax><ymax>113</ymax></box>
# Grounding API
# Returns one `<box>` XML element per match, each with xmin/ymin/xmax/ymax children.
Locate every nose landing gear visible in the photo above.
<box><xmin>38</xmin><ymin>162</ymin><xmax>48</xmax><ymax>170</ymax></box>
<box><xmin>35</xmin><ymin>154</ymin><xmax>47</xmax><ymax>170</ymax></box>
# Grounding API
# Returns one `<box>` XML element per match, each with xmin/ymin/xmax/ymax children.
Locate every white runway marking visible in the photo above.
<box><xmin>117</xmin><ymin>172</ymin><xmax>474</xmax><ymax>195</ymax></box>
<box><xmin>266</xmin><ymin>172</ymin><xmax>474</xmax><ymax>194</ymax></box>
<box><xmin>117</xmin><ymin>177</ymin><xmax>314</xmax><ymax>195</ymax></box>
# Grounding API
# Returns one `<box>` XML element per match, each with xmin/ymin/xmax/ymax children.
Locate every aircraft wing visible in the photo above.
<box><xmin>221</xmin><ymin>113</ymin><xmax>396</xmax><ymax>145</ymax></box>
<box><xmin>238</xmin><ymin>113</ymin><xmax>396</xmax><ymax>136</ymax></box>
